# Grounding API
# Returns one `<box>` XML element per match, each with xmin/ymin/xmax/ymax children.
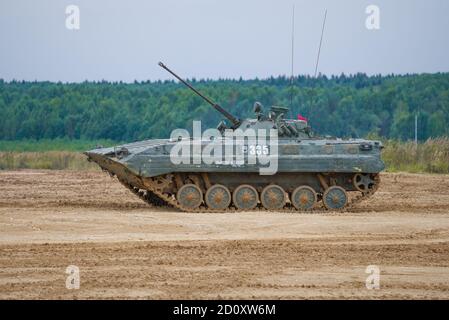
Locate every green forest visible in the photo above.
<box><xmin>0</xmin><ymin>73</ymin><xmax>448</xmax><ymax>143</ymax></box>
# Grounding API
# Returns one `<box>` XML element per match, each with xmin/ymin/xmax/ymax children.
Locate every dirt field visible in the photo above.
<box><xmin>0</xmin><ymin>170</ymin><xmax>448</xmax><ymax>299</ymax></box>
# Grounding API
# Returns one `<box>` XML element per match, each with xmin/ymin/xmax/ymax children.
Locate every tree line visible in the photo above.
<box><xmin>0</xmin><ymin>72</ymin><xmax>448</xmax><ymax>142</ymax></box>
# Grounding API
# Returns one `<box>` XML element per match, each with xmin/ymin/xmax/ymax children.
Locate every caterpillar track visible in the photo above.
<box><xmin>107</xmin><ymin>167</ymin><xmax>380</xmax><ymax>213</ymax></box>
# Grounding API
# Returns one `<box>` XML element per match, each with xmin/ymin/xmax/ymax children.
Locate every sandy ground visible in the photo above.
<box><xmin>0</xmin><ymin>170</ymin><xmax>448</xmax><ymax>299</ymax></box>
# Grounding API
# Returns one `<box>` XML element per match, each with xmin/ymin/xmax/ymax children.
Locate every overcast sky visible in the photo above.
<box><xmin>1</xmin><ymin>0</ymin><xmax>448</xmax><ymax>82</ymax></box>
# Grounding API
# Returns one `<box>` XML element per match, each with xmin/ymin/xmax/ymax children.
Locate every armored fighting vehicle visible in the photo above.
<box><xmin>85</xmin><ymin>62</ymin><xmax>384</xmax><ymax>212</ymax></box>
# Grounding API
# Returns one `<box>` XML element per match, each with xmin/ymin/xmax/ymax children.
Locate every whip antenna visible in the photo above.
<box><xmin>289</xmin><ymin>5</ymin><xmax>295</xmax><ymax>112</ymax></box>
<box><xmin>314</xmin><ymin>9</ymin><xmax>327</xmax><ymax>78</ymax></box>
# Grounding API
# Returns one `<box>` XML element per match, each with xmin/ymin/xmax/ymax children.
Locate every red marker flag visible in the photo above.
<box><xmin>297</xmin><ymin>114</ymin><xmax>308</xmax><ymax>122</ymax></box>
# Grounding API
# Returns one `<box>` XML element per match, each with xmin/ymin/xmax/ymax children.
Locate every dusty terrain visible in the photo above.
<box><xmin>0</xmin><ymin>170</ymin><xmax>448</xmax><ymax>299</ymax></box>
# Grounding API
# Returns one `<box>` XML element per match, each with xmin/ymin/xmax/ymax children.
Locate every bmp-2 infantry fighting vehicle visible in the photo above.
<box><xmin>85</xmin><ymin>62</ymin><xmax>384</xmax><ymax>212</ymax></box>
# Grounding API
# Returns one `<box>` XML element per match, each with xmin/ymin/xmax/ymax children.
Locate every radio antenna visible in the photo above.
<box><xmin>314</xmin><ymin>9</ymin><xmax>327</xmax><ymax>78</ymax></box>
<box><xmin>289</xmin><ymin>4</ymin><xmax>295</xmax><ymax>117</ymax></box>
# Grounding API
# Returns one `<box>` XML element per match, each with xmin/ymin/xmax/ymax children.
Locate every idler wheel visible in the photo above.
<box><xmin>291</xmin><ymin>186</ymin><xmax>317</xmax><ymax>211</ymax></box>
<box><xmin>260</xmin><ymin>184</ymin><xmax>286</xmax><ymax>210</ymax></box>
<box><xmin>353</xmin><ymin>173</ymin><xmax>378</xmax><ymax>193</ymax></box>
<box><xmin>205</xmin><ymin>184</ymin><xmax>231</xmax><ymax>210</ymax></box>
<box><xmin>233</xmin><ymin>184</ymin><xmax>259</xmax><ymax>210</ymax></box>
<box><xmin>177</xmin><ymin>184</ymin><xmax>203</xmax><ymax>210</ymax></box>
<box><xmin>322</xmin><ymin>186</ymin><xmax>348</xmax><ymax>210</ymax></box>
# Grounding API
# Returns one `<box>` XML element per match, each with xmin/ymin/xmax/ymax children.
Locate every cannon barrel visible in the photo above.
<box><xmin>158</xmin><ymin>62</ymin><xmax>240</xmax><ymax>126</ymax></box>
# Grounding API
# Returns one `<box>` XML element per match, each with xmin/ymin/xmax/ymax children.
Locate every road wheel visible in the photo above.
<box><xmin>260</xmin><ymin>184</ymin><xmax>286</xmax><ymax>210</ymax></box>
<box><xmin>233</xmin><ymin>184</ymin><xmax>259</xmax><ymax>210</ymax></box>
<box><xmin>322</xmin><ymin>186</ymin><xmax>348</xmax><ymax>210</ymax></box>
<box><xmin>291</xmin><ymin>186</ymin><xmax>317</xmax><ymax>211</ymax></box>
<box><xmin>205</xmin><ymin>184</ymin><xmax>231</xmax><ymax>210</ymax></box>
<box><xmin>177</xmin><ymin>184</ymin><xmax>203</xmax><ymax>210</ymax></box>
